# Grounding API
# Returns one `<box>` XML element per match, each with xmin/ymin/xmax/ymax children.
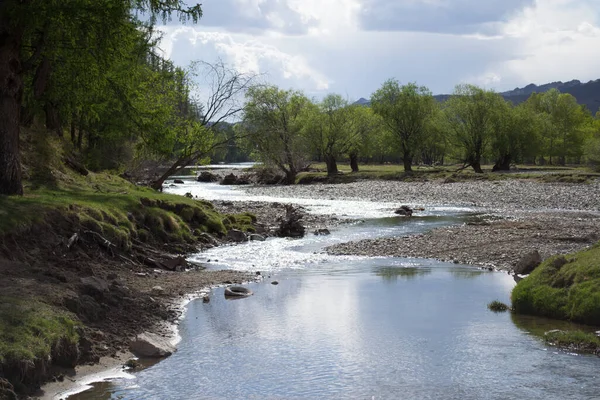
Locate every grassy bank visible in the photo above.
<box><xmin>296</xmin><ymin>163</ymin><xmax>600</xmax><ymax>184</ymax></box>
<box><xmin>512</xmin><ymin>244</ymin><xmax>600</xmax><ymax>326</ymax></box>
<box><xmin>0</xmin><ymin>152</ymin><xmax>257</xmax><ymax>393</ymax></box>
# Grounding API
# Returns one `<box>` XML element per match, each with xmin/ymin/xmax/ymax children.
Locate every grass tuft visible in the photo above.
<box><xmin>487</xmin><ymin>300</ymin><xmax>510</xmax><ymax>312</ymax></box>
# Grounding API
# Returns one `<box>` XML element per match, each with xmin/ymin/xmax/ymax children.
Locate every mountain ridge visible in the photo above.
<box><xmin>354</xmin><ymin>79</ymin><xmax>600</xmax><ymax>113</ymax></box>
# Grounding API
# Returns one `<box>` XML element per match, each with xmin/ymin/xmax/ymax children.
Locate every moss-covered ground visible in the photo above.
<box><xmin>512</xmin><ymin>245</ymin><xmax>600</xmax><ymax>326</ymax></box>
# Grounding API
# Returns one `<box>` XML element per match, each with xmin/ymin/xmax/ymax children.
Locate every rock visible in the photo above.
<box><xmin>65</xmin><ymin>295</ymin><xmax>104</xmax><ymax>322</ymax></box>
<box><xmin>227</xmin><ymin>229</ymin><xmax>248</xmax><ymax>242</ymax></box>
<box><xmin>513</xmin><ymin>250</ymin><xmax>542</xmax><ymax>275</ymax></box>
<box><xmin>220</xmin><ymin>173</ymin><xmax>238</xmax><ymax>185</ymax></box>
<box><xmin>161</xmin><ymin>256</ymin><xmax>187</xmax><ymax>271</ymax></box>
<box><xmin>249</xmin><ymin>234</ymin><xmax>266</xmax><ymax>241</ymax></box>
<box><xmin>173</xmin><ymin>179</ymin><xmax>185</xmax><ymax>184</ymax></box>
<box><xmin>202</xmin><ymin>295</ymin><xmax>210</xmax><ymax>303</ymax></box>
<box><xmin>130</xmin><ymin>332</ymin><xmax>176</xmax><ymax>358</ymax></box>
<box><xmin>197</xmin><ymin>171</ymin><xmax>220</xmax><ymax>182</ymax></box>
<box><xmin>394</xmin><ymin>205</ymin><xmax>413</xmax><ymax>216</ymax></box>
<box><xmin>198</xmin><ymin>233</ymin><xmax>220</xmax><ymax>246</ymax></box>
<box><xmin>151</xmin><ymin>286</ymin><xmax>165</xmax><ymax>295</ymax></box>
<box><xmin>313</xmin><ymin>228</ymin><xmax>331</xmax><ymax>236</ymax></box>
<box><xmin>80</xmin><ymin>276</ymin><xmax>110</xmax><ymax>300</ymax></box>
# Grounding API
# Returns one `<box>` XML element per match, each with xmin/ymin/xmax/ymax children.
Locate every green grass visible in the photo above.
<box><xmin>544</xmin><ymin>330</ymin><xmax>600</xmax><ymax>354</ymax></box>
<box><xmin>295</xmin><ymin>163</ymin><xmax>600</xmax><ymax>184</ymax></box>
<box><xmin>0</xmin><ymin>171</ymin><xmax>256</xmax><ymax>244</ymax></box>
<box><xmin>0</xmin><ymin>296</ymin><xmax>78</xmax><ymax>366</ymax></box>
<box><xmin>487</xmin><ymin>300</ymin><xmax>510</xmax><ymax>312</ymax></box>
<box><xmin>512</xmin><ymin>245</ymin><xmax>600</xmax><ymax>326</ymax></box>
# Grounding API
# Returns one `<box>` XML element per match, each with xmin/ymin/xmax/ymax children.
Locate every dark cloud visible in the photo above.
<box><xmin>359</xmin><ymin>0</ymin><xmax>535</xmax><ymax>34</ymax></box>
<box><xmin>190</xmin><ymin>0</ymin><xmax>318</xmax><ymax>35</ymax></box>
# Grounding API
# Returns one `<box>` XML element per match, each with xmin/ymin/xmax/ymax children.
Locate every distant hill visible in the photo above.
<box><xmin>354</xmin><ymin>79</ymin><xmax>600</xmax><ymax>114</ymax></box>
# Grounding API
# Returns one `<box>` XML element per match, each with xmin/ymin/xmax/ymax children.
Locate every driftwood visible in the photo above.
<box><xmin>64</xmin><ymin>156</ymin><xmax>89</xmax><ymax>176</ymax></box>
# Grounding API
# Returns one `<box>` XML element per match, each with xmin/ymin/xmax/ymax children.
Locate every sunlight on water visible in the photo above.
<box><xmin>165</xmin><ymin>182</ymin><xmax>475</xmax><ymax>220</ymax></box>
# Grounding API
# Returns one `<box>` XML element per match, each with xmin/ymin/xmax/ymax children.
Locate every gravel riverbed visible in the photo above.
<box><xmin>224</xmin><ymin>180</ymin><xmax>600</xmax><ymax>270</ymax></box>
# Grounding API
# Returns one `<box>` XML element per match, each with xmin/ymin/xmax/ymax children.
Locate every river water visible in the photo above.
<box><xmin>71</xmin><ymin>179</ymin><xmax>600</xmax><ymax>400</ymax></box>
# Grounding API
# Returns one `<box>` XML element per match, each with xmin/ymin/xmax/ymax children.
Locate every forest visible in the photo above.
<box><xmin>1</xmin><ymin>0</ymin><xmax>600</xmax><ymax>196</ymax></box>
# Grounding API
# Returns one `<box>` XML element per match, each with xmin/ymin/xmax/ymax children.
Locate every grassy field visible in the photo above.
<box><xmin>296</xmin><ymin>162</ymin><xmax>600</xmax><ymax>184</ymax></box>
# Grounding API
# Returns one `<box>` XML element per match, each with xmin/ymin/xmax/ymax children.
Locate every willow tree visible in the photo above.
<box><xmin>0</xmin><ymin>0</ymin><xmax>202</xmax><ymax>195</ymax></box>
<box><xmin>239</xmin><ymin>86</ymin><xmax>311</xmax><ymax>184</ymax></box>
<box><xmin>370</xmin><ymin>80</ymin><xmax>436</xmax><ymax>172</ymax></box>
<box><xmin>526</xmin><ymin>89</ymin><xmax>588</xmax><ymax>165</ymax></box>
<box><xmin>444</xmin><ymin>84</ymin><xmax>504</xmax><ymax>173</ymax></box>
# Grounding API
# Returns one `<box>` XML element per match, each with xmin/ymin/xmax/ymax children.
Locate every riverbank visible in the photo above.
<box><xmin>238</xmin><ymin>180</ymin><xmax>600</xmax><ymax>271</ymax></box>
<box><xmin>0</xmin><ymin>169</ymin><xmax>260</xmax><ymax>398</ymax></box>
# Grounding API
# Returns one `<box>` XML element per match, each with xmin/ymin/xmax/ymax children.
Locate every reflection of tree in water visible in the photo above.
<box><xmin>448</xmin><ymin>269</ymin><xmax>487</xmax><ymax>279</ymax></box>
<box><xmin>375</xmin><ymin>267</ymin><xmax>432</xmax><ymax>281</ymax></box>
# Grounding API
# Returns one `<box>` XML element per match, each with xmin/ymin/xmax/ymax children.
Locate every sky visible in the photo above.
<box><xmin>155</xmin><ymin>0</ymin><xmax>600</xmax><ymax>101</ymax></box>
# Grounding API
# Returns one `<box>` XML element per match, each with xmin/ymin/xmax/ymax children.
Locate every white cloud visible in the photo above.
<box><xmin>475</xmin><ymin>0</ymin><xmax>600</xmax><ymax>89</ymax></box>
<box><xmin>156</xmin><ymin>26</ymin><xmax>331</xmax><ymax>91</ymax></box>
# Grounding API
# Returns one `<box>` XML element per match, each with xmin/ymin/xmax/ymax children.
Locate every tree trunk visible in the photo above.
<box><xmin>0</xmin><ymin>16</ymin><xmax>24</xmax><ymax>195</ymax></box>
<box><xmin>284</xmin><ymin>169</ymin><xmax>296</xmax><ymax>185</ymax></box>
<box><xmin>349</xmin><ymin>153</ymin><xmax>359</xmax><ymax>173</ymax></box>
<box><xmin>324</xmin><ymin>154</ymin><xmax>338</xmax><ymax>176</ymax></box>
<box><xmin>70</xmin><ymin>114</ymin><xmax>76</xmax><ymax>144</ymax></box>
<box><xmin>492</xmin><ymin>155</ymin><xmax>511</xmax><ymax>172</ymax></box>
<box><xmin>151</xmin><ymin>158</ymin><xmax>186</xmax><ymax>191</ymax></box>
<box><xmin>402</xmin><ymin>154</ymin><xmax>413</xmax><ymax>173</ymax></box>
<box><xmin>471</xmin><ymin>161</ymin><xmax>483</xmax><ymax>173</ymax></box>
<box><xmin>45</xmin><ymin>102</ymin><xmax>62</xmax><ymax>137</ymax></box>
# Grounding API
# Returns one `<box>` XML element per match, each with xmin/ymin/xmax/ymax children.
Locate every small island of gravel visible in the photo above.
<box><xmin>239</xmin><ymin>179</ymin><xmax>600</xmax><ymax>271</ymax></box>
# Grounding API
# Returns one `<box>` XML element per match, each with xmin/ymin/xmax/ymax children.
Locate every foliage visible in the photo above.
<box><xmin>525</xmin><ymin>89</ymin><xmax>589</xmax><ymax>165</ymax></box>
<box><xmin>371</xmin><ymin>80</ymin><xmax>437</xmax><ymax>172</ymax></box>
<box><xmin>239</xmin><ymin>85</ymin><xmax>312</xmax><ymax>183</ymax></box>
<box><xmin>443</xmin><ymin>84</ymin><xmax>505</xmax><ymax>173</ymax></box>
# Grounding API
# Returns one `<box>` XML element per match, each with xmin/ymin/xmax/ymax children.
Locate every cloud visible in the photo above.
<box><xmin>471</xmin><ymin>0</ymin><xmax>600</xmax><ymax>90</ymax></box>
<box><xmin>358</xmin><ymin>0</ymin><xmax>535</xmax><ymax>34</ymax></box>
<box><xmin>156</xmin><ymin>26</ymin><xmax>331</xmax><ymax>91</ymax></box>
<box><xmin>191</xmin><ymin>0</ymin><xmax>318</xmax><ymax>35</ymax></box>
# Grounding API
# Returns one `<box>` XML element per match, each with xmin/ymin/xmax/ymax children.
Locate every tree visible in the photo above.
<box><xmin>490</xmin><ymin>102</ymin><xmax>540</xmax><ymax>171</ymax></box>
<box><xmin>0</xmin><ymin>0</ymin><xmax>202</xmax><ymax>195</ymax></box>
<box><xmin>370</xmin><ymin>80</ymin><xmax>436</xmax><ymax>172</ymax></box>
<box><xmin>149</xmin><ymin>60</ymin><xmax>256</xmax><ymax>190</ymax></box>
<box><xmin>526</xmin><ymin>89</ymin><xmax>588</xmax><ymax>165</ymax></box>
<box><xmin>304</xmin><ymin>94</ymin><xmax>362</xmax><ymax>176</ymax></box>
<box><xmin>345</xmin><ymin>105</ymin><xmax>382</xmax><ymax>172</ymax></box>
<box><xmin>239</xmin><ymin>86</ymin><xmax>311</xmax><ymax>184</ymax></box>
<box><xmin>444</xmin><ymin>84</ymin><xmax>504</xmax><ymax>173</ymax></box>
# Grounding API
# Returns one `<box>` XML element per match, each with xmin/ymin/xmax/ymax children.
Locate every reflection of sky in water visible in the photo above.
<box><xmin>85</xmin><ymin>266</ymin><xmax>600</xmax><ymax>400</ymax></box>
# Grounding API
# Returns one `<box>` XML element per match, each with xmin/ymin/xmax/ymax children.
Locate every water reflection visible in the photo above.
<box><xmin>374</xmin><ymin>266</ymin><xmax>432</xmax><ymax>281</ymax></box>
<box><xmin>448</xmin><ymin>268</ymin><xmax>488</xmax><ymax>279</ymax></box>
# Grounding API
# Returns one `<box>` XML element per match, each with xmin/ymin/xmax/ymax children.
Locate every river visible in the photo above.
<box><xmin>70</xmin><ymin>179</ymin><xmax>600</xmax><ymax>400</ymax></box>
